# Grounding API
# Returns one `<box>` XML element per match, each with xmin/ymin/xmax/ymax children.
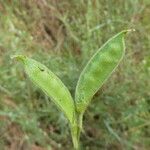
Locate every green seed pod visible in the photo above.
<box><xmin>12</xmin><ymin>55</ymin><xmax>75</xmax><ymax>124</ymax></box>
<box><xmin>75</xmin><ymin>30</ymin><xmax>131</xmax><ymax>113</ymax></box>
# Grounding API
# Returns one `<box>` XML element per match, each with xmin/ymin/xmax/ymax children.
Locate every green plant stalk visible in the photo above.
<box><xmin>70</xmin><ymin>113</ymin><xmax>84</xmax><ymax>150</ymax></box>
<box><xmin>78</xmin><ymin>113</ymin><xmax>83</xmax><ymax>133</ymax></box>
<box><xmin>70</xmin><ymin>124</ymin><xmax>79</xmax><ymax>150</ymax></box>
<box><xmin>77</xmin><ymin>113</ymin><xmax>83</xmax><ymax>143</ymax></box>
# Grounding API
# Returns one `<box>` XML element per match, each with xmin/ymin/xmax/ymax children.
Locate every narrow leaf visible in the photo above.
<box><xmin>75</xmin><ymin>30</ymin><xmax>131</xmax><ymax>113</ymax></box>
<box><xmin>12</xmin><ymin>55</ymin><xmax>75</xmax><ymax>124</ymax></box>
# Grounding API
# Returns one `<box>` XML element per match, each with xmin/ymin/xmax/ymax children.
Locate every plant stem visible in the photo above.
<box><xmin>70</xmin><ymin>123</ymin><xmax>80</xmax><ymax>150</ymax></box>
<box><xmin>79</xmin><ymin>113</ymin><xmax>83</xmax><ymax>132</ymax></box>
<box><xmin>70</xmin><ymin>113</ymin><xmax>84</xmax><ymax>150</ymax></box>
<box><xmin>77</xmin><ymin>113</ymin><xmax>83</xmax><ymax>141</ymax></box>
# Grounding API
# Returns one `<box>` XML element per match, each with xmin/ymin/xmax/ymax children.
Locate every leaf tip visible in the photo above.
<box><xmin>11</xmin><ymin>55</ymin><xmax>27</xmax><ymax>64</ymax></box>
<box><xmin>122</xmin><ymin>29</ymin><xmax>136</xmax><ymax>35</ymax></box>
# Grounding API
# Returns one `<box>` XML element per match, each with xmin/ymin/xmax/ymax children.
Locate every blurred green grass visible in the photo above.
<box><xmin>0</xmin><ymin>0</ymin><xmax>150</xmax><ymax>150</ymax></box>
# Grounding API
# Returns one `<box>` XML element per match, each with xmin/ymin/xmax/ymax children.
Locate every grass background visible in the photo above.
<box><xmin>0</xmin><ymin>0</ymin><xmax>150</xmax><ymax>149</ymax></box>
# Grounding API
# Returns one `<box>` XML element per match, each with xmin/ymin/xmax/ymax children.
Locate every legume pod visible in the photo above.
<box><xmin>12</xmin><ymin>55</ymin><xmax>75</xmax><ymax>124</ymax></box>
<box><xmin>75</xmin><ymin>30</ymin><xmax>130</xmax><ymax>113</ymax></box>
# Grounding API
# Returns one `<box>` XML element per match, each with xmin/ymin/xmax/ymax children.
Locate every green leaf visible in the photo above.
<box><xmin>12</xmin><ymin>55</ymin><xmax>75</xmax><ymax>124</ymax></box>
<box><xmin>75</xmin><ymin>30</ymin><xmax>131</xmax><ymax>113</ymax></box>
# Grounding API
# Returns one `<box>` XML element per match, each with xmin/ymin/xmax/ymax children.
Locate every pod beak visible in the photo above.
<box><xmin>11</xmin><ymin>55</ymin><xmax>27</xmax><ymax>64</ymax></box>
<box><xmin>123</xmin><ymin>29</ymin><xmax>136</xmax><ymax>35</ymax></box>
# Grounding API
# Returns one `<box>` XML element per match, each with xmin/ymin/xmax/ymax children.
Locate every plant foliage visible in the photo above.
<box><xmin>12</xmin><ymin>30</ymin><xmax>131</xmax><ymax>149</ymax></box>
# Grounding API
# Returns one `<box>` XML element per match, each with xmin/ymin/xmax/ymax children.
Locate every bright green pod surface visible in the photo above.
<box><xmin>13</xmin><ymin>55</ymin><xmax>75</xmax><ymax>124</ymax></box>
<box><xmin>75</xmin><ymin>30</ymin><xmax>130</xmax><ymax>113</ymax></box>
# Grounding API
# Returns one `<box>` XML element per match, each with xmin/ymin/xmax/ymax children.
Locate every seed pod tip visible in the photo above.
<box><xmin>11</xmin><ymin>55</ymin><xmax>27</xmax><ymax>64</ymax></box>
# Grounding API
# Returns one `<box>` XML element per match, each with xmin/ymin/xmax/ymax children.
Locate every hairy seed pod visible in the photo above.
<box><xmin>75</xmin><ymin>30</ymin><xmax>131</xmax><ymax>113</ymax></box>
<box><xmin>12</xmin><ymin>55</ymin><xmax>75</xmax><ymax>124</ymax></box>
